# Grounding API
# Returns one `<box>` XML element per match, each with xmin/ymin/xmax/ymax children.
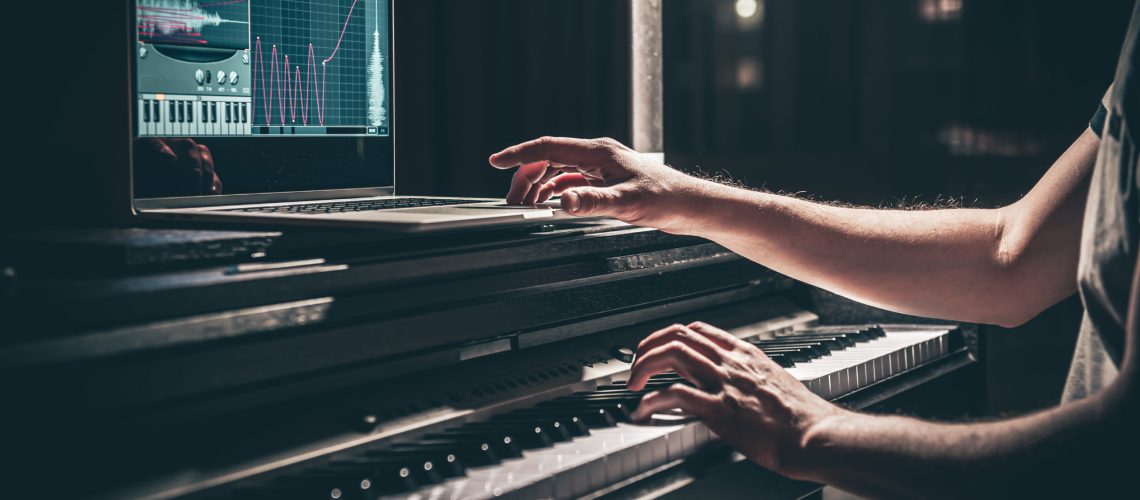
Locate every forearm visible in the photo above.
<box><xmin>491</xmin><ymin>133</ymin><xmax>1092</xmax><ymax>325</ymax></box>
<box><xmin>670</xmin><ymin>127</ymin><xmax>1096</xmax><ymax>326</ymax></box>
<box><xmin>787</xmin><ymin>377</ymin><xmax>1136</xmax><ymax>499</ymax></box>
<box><xmin>677</xmin><ymin>181</ymin><xmax>1023</xmax><ymax>325</ymax></box>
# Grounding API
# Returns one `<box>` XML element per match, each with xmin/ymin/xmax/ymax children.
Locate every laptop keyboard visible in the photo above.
<box><xmin>228</xmin><ymin>198</ymin><xmax>484</xmax><ymax>215</ymax></box>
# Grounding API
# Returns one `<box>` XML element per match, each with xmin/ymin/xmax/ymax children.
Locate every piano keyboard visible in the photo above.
<box><xmin>138</xmin><ymin>94</ymin><xmax>251</xmax><ymax>137</ymax></box>
<box><xmin>218</xmin><ymin>325</ymin><xmax>963</xmax><ymax>500</ymax></box>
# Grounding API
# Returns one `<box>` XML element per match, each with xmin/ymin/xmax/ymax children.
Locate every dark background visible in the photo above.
<box><xmin>6</xmin><ymin>0</ymin><xmax>1135</xmax><ymax>414</ymax></box>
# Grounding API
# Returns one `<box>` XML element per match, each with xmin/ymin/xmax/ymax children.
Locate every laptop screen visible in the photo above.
<box><xmin>131</xmin><ymin>0</ymin><xmax>394</xmax><ymax>200</ymax></box>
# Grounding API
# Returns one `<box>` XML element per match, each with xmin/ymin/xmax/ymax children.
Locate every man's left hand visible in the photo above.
<box><xmin>628</xmin><ymin>321</ymin><xmax>844</xmax><ymax>477</ymax></box>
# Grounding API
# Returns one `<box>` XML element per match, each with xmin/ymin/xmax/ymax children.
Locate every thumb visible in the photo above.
<box><xmin>561</xmin><ymin>186</ymin><xmax>624</xmax><ymax>217</ymax></box>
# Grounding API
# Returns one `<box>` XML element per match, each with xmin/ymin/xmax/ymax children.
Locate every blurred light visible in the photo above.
<box><xmin>736</xmin><ymin>57</ymin><xmax>762</xmax><ymax>89</ymax></box>
<box><xmin>937</xmin><ymin>123</ymin><xmax>1041</xmax><ymax>157</ymax></box>
<box><xmin>919</xmin><ymin>0</ymin><xmax>963</xmax><ymax>23</ymax></box>
<box><xmin>735</xmin><ymin>0</ymin><xmax>758</xmax><ymax>19</ymax></box>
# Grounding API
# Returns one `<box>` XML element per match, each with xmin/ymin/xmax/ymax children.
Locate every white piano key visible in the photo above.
<box><xmin>138</xmin><ymin>98</ymin><xmax>145</xmax><ymax>136</ymax></box>
<box><xmin>187</xmin><ymin>101</ymin><xmax>198</xmax><ymax>136</ymax></box>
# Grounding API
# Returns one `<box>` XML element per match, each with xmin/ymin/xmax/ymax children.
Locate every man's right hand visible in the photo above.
<box><xmin>489</xmin><ymin>137</ymin><xmax>714</xmax><ymax>233</ymax></box>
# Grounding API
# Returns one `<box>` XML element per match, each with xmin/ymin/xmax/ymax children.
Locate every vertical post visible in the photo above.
<box><xmin>631</xmin><ymin>0</ymin><xmax>664</xmax><ymax>158</ymax></box>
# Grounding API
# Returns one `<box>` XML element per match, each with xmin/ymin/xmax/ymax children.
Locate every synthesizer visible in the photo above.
<box><xmin>120</xmin><ymin>307</ymin><xmax>966</xmax><ymax>500</ymax></box>
<box><xmin>1</xmin><ymin>224</ymin><xmax>978</xmax><ymax>500</ymax></box>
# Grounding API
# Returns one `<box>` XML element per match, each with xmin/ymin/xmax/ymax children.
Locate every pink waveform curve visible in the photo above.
<box><xmin>251</xmin><ymin>0</ymin><xmax>361</xmax><ymax>127</ymax></box>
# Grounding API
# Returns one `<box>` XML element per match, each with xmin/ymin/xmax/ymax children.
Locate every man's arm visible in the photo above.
<box><xmin>491</xmin><ymin>130</ymin><xmax>1097</xmax><ymax>327</ymax></box>
<box><xmin>793</xmin><ymin>250</ymin><xmax>1140</xmax><ymax>498</ymax></box>
<box><xmin>624</xmin><ymin>254</ymin><xmax>1140</xmax><ymax>498</ymax></box>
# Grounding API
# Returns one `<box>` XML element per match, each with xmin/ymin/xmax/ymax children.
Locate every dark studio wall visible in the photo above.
<box><xmin>394</xmin><ymin>0</ymin><xmax>631</xmax><ymax>197</ymax></box>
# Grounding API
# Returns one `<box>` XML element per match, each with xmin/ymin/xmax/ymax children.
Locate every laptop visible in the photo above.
<box><xmin>129</xmin><ymin>0</ymin><xmax>570</xmax><ymax>232</ymax></box>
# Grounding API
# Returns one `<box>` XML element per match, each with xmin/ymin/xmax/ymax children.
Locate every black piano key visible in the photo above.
<box><xmin>242</xmin><ymin>102</ymin><xmax>248</xmax><ymax>123</ymax></box>
<box><xmin>177</xmin><ymin>101</ymin><xmax>184</xmax><ymax>122</ymax></box>
<box><xmin>537</xmin><ymin>400</ymin><xmax>634</xmax><ymax>422</ymax></box>
<box><xmin>186</xmin><ymin>102</ymin><xmax>193</xmax><ymax>122</ymax></box>
<box><xmin>498</xmin><ymin>411</ymin><xmax>592</xmax><ymax>437</ymax></box>
<box><xmin>509</xmin><ymin>407</ymin><xmax>617</xmax><ymax>429</ymax></box>
<box><xmin>168</xmin><ymin>101</ymin><xmax>175</xmax><ymax>122</ymax></box>
<box><xmin>490</xmin><ymin>415</ymin><xmax>578</xmax><ymax>440</ymax></box>
<box><xmin>225</xmin><ymin>102</ymin><xmax>232</xmax><ymax>123</ymax></box>
<box><xmin>152</xmin><ymin>101</ymin><xmax>161</xmax><ymax>122</ymax></box>
<box><xmin>565</xmin><ymin>391</ymin><xmax>645</xmax><ymax>400</ymax></box>
<box><xmin>797</xmin><ymin>327</ymin><xmax>873</xmax><ymax>344</ymax></box>
<box><xmin>760</xmin><ymin>335</ymin><xmax>853</xmax><ymax>348</ymax></box>
<box><xmin>502</xmin><ymin>419</ymin><xmax>572</xmax><ymax>442</ymax></box>
<box><xmin>393</xmin><ymin>439</ymin><xmax>500</xmax><ymax>467</ymax></box>
<box><xmin>142</xmin><ymin>100</ymin><xmax>150</xmax><ymax>122</ymax></box>
<box><xmin>455</xmin><ymin>423</ymin><xmax>554</xmax><ymax>449</ymax></box>
<box><xmin>757</xmin><ymin>336</ymin><xmax>845</xmax><ymax>350</ymax></box>
<box><xmin>319</xmin><ymin>460</ymin><xmax>420</xmax><ymax>496</ymax></box>
<box><xmin>211</xmin><ymin>102</ymin><xmax>217</xmax><ymax>123</ymax></box>
<box><xmin>752</xmin><ymin>347</ymin><xmax>813</xmax><ymax>363</ymax></box>
<box><xmin>343</xmin><ymin>454</ymin><xmax>444</xmax><ymax>486</ymax></box>
<box><xmin>830</xmin><ymin>333</ymin><xmax>862</xmax><ymax>346</ymax></box>
<box><xmin>767</xmin><ymin>353</ymin><xmax>796</xmax><ymax>367</ymax></box>
<box><xmin>753</xmin><ymin>342</ymin><xmax>831</xmax><ymax>357</ymax></box>
<box><xmin>202</xmin><ymin>101</ymin><xmax>209</xmax><ymax>122</ymax></box>
<box><xmin>424</xmin><ymin>430</ymin><xmax>523</xmax><ymax>458</ymax></box>
<box><xmin>264</xmin><ymin>471</ymin><xmax>370</xmax><ymax>500</ymax></box>
<box><xmin>376</xmin><ymin>447</ymin><xmax>466</xmax><ymax>478</ymax></box>
<box><xmin>226</xmin><ymin>484</ymin><xmax>354</xmax><ymax>500</ymax></box>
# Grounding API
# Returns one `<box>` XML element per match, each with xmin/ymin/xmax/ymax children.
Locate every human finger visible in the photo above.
<box><xmin>197</xmin><ymin>144</ymin><xmax>222</xmax><ymax>195</ymax></box>
<box><xmin>489</xmin><ymin>136</ymin><xmax>608</xmax><ymax>170</ymax></box>
<box><xmin>559</xmin><ymin>186</ymin><xmax>625</xmax><ymax>217</ymax></box>
<box><xmin>165</xmin><ymin>138</ymin><xmax>206</xmax><ymax>195</ymax></box>
<box><xmin>535</xmin><ymin>173</ymin><xmax>590</xmax><ymax>203</ymax></box>
<box><xmin>524</xmin><ymin>167</ymin><xmax>566</xmax><ymax>205</ymax></box>
<box><xmin>630</xmin><ymin>384</ymin><xmax>718</xmax><ymax>421</ymax></box>
<box><xmin>636</xmin><ymin>324</ymin><xmax>725</xmax><ymax>365</ymax></box>
<box><xmin>506</xmin><ymin>161</ymin><xmax>553</xmax><ymax>205</ymax></box>
<box><xmin>687</xmin><ymin>321</ymin><xmax>749</xmax><ymax>350</ymax></box>
<box><xmin>628</xmin><ymin>340</ymin><xmax>722</xmax><ymax>392</ymax></box>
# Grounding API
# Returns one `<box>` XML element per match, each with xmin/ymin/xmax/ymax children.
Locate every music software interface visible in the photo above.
<box><xmin>135</xmin><ymin>0</ymin><xmax>390</xmax><ymax>137</ymax></box>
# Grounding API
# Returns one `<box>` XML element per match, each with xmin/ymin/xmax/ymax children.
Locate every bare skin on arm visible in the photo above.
<box><xmin>491</xmin><ymin>131</ymin><xmax>1096</xmax><ymax>326</ymax></box>
<box><xmin>488</xmin><ymin>129</ymin><xmax>1127</xmax><ymax>497</ymax></box>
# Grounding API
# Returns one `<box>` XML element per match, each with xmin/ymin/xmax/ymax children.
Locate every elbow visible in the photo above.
<box><xmin>970</xmin><ymin>302</ymin><xmax>1037</xmax><ymax>329</ymax></box>
<box><xmin>992</xmin><ymin>312</ymin><xmax>1035</xmax><ymax>329</ymax></box>
<box><xmin>985</xmin><ymin>206</ymin><xmax>1044</xmax><ymax>328</ymax></box>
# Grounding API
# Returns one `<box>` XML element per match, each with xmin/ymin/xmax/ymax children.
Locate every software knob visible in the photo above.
<box><xmin>195</xmin><ymin>69</ymin><xmax>205</xmax><ymax>85</ymax></box>
<box><xmin>216</xmin><ymin>70</ymin><xmax>227</xmax><ymax>85</ymax></box>
<box><xmin>229</xmin><ymin>71</ymin><xmax>239</xmax><ymax>85</ymax></box>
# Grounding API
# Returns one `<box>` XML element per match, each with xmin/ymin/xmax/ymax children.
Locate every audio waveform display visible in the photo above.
<box><xmin>251</xmin><ymin>0</ymin><xmax>387</xmax><ymax>130</ymax></box>
<box><xmin>367</xmin><ymin>11</ymin><xmax>387</xmax><ymax>127</ymax></box>
<box><xmin>137</xmin><ymin>0</ymin><xmax>250</xmax><ymax>49</ymax></box>
<box><xmin>253</xmin><ymin>40</ymin><xmax>332</xmax><ymax>125</ymax></box>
